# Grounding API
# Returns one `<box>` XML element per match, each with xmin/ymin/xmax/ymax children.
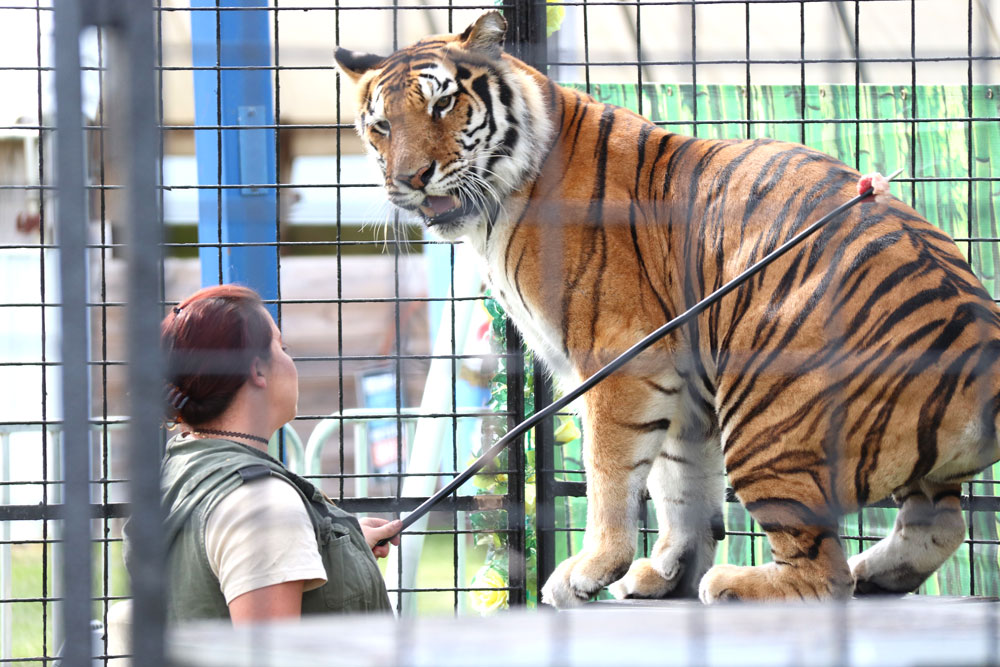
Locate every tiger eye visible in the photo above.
<box><xmin>434</xmin><ymin>95</ymin><xmax>453</xmax><ymax>113</ymax></box>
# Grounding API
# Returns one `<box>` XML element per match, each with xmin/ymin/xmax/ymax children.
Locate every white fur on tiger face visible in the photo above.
<box><xmin>343</xmin><ymin>22</ymin><xmax>552</xmax><ymax>250</ymax></box>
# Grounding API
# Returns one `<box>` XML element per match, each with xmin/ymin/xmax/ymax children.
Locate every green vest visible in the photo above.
<box><xmin>131</xmin><ymin>435</ymin><xmax>392</xmax><ymax>622</ymax></box>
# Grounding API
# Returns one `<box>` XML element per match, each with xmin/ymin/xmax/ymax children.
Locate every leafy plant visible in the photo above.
<box><xmin>467</xmin><ymin>294</ymin><xmax>539</xmax><ymax>610</ymax></box>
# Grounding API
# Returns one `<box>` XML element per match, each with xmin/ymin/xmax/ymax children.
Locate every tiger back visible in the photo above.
<box><xmin>336</xmin><ymin>10</ymin><xmax>1000</xmax><ymax>606</ymax></box>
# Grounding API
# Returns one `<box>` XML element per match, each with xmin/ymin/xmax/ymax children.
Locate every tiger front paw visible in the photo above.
<box><xmin>610</xmin><ymin>537</ymin><xmax>715</xmax><ymax>600</ymax></box>
<box><xmin>608</xmin><ymin>558</ymin><xmax>678</xmax><ymax>599</ymax></box>
<box><xmin>540</xmin><ymin>550</ymin><xmax>632</xmax><ymax>608</ymax></box>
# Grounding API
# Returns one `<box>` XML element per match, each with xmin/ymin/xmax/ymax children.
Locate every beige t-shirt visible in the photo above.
<box><xmin>204</xmin><ymin>476</ymin><xmax>327</xmax><ymax>603</ymax></box>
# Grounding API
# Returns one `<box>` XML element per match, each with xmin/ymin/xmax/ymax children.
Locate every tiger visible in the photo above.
<box><xmin>335</xmin><ymin>10</ymin><xmax>1000</xmax><ymax>606</ymax></box>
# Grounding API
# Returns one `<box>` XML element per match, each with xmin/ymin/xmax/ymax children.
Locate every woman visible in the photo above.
<box><xmin>134</xmin><ymin>284</ymin><xmax>398</xmax><ymax>624</ymax></box>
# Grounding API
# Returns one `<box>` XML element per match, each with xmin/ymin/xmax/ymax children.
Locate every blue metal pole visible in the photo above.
<box><xmin>190</xmin><ymin>0</ymin><xmax>278</xmax><ymax>317</ymax></box>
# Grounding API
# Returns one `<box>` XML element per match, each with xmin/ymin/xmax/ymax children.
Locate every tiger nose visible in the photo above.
<box><xmin>403</xmin><ymin>162</ymin><xmax>436</xmax><ymax>190</ymax></box>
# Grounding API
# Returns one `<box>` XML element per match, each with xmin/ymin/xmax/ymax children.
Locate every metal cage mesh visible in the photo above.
<box><xmin>0</xmin><ymin>1</ymin><xmax>998</xmax><ymax>665</ymax></box>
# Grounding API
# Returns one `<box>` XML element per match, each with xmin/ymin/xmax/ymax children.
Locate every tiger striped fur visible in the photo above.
<box><xmin>336</xmin><ymin>11</ymin><xmax>1000</xmax><ymax>606</ymax></box>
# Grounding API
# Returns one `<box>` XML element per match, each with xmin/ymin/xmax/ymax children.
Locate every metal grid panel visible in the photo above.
<box><xmin>0</xmin><ymin>1</ymin><xmax>999</xmax><ymax>666</ymax></box>
<box><xmin>534</xmin><ymin>0</ymin><xmax>1000</xmax><ymax>601</ymax></box>
<box><xmin>0</xmin><ymin>2</ymin><xmax>533</xmax><ymax>665</ymax></box>
<box><xmin>2</xmin><ymin>1</ymin><xmax>164</xmax><ymax>664</ymax></box>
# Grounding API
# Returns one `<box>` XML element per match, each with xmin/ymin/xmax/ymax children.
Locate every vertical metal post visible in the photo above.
<box><xmin>504</xmin><ymin>322</ymin><xmax>527</xmax><ymax>606</ymax></box>
<box><xmin>115</xmin><ymin>3</ymin><xmax>166</xmax><ymax>665</ymax></box>
<box><xmin>505</xmin><ymin>0</ymin><xmax>550</xmax><ymax>602</ymax></box>
<box><xmin>532</xmin><ymin>359</ymin><xmax>556</xmax><ymax>602</ymax></box>
<box><xmin>54</xmin><ymin>2</ymin><xmax>164</xmax><ymax>665</ymax></box>
<box><xmin>190</xmin><ymin>0</ymin><xmax>278</xmax><ymax>317</ymax></box>
<box><xmin>506</xmin><ymin>0</ymin><xmax>548</xmax><ymax>70</ymax></box>
<box><xmin>53</xmin><ymin>2</ymin><xmax>92</xmax><ymax>664</ymax></box>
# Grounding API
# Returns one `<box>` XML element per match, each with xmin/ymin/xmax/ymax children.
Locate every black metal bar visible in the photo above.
<box><xmin>533</xmin><ymin>360</ymin><xmax>556</xmax><ymax>601</ymax></box>
<box><xmin>273</xmin><ymin>0</ymin><xmax>285</xmax><ymax>469</ymax></box>
<box><xmin>505</xmin><ymin>0</ymin><xmax>547</xmax><ymax>69</ymax></box>
<box><xmin>333</xmin><ymin>0</ymin><xmax>346</xmax><ymax>508</ymax></box>
<box><xmin>744</xmin><ymin>1</ymin><xmax>750</xmax><ymax>140</ymax></box>
<box><xmin>0</xmin><ymin>496</ymin><xmax>530</xmax><ymax>524</ymax></box>
<box><xmin>36</xmin><ymin>0</ymin><xmax>53</xmax><ymax>659</ymax></box>
<box><xmin>690</xmin><ymin>0</ymin><xmax>697</xmax><ymax>136</ymax></box>
<box><xmin>505</xmin><ymin>322</ymin><xmax>527</xmax><ymax>606</ymax></box>
<box><xmin>799</xmin><ymin>0</ymin><xmax>805</xmax><ymax>144</ymax></box>
<box><xmin>53</xmin><ymin>2</ymin><xmax>93</xmax><ymax>664</ymax></box>
<box><xmin>11</xmin><ymin>106</ymin><xmax>1000</xmax><ymax>136</ymax></box>
<box><xmin>327</xmin><ymin>495</ymin><xmax>515</xmax><ymax>514</ymax></box>
<box><xmin>95</xmin><ymin>21</ymin><xmax>114</xmax><ymax>662</ymax></box>
<box><xmin>543</xmin><ymin>483</ymin><xmax>1000</xmax><ymax>515</ymax></box>
<box><xmin>450</xmin><ymin>242</ymin><xmax>460</xmax><ymax>614</ymax></box>
<box><xmin>0</xmin><ymin>504</ymin><xmax>131</xmax><ymax>522</ymax></box>
<box><xmin>965</xmin><ymin>0</ymin><xmax>977</xmax><ymax>596</ymax></box>
<box><xmin>13</xmin><ymin>48</ymin><xmax>1000</xmax><ymax>76</ymax></box>
<box><xmin>506</xmin><ymin>0</ymin><xmax>548</xmax><ymax>608</ymax></box>
<box><xmin>851</xmin><ymin>0</ymin><xmax>863</xmax><ymax>561</ymax></box>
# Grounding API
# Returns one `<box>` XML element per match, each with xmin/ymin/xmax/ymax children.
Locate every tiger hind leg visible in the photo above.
<box><xmin>849</xmin><ymin>481</ymin><xmax>965</xmax><ymax>595</ymax></box>
<box><xmin>698</xmin><ymin>500</ymin><xmax>855</xmax><ymax>602</ymax></box>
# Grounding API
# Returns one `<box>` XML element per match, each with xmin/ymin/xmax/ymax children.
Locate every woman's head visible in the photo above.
<box><xmin>162</xmin><ymin>284</ymin><xmax>275</xmax><ymax>426</ymax></box>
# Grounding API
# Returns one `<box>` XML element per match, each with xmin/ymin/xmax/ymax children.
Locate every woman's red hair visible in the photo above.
<box><xmin>161</xmin><ymin>284</ymin><xmax>272</xmax><ymax>426</ymax></box>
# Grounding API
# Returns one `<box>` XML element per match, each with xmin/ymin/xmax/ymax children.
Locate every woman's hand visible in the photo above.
<box><xmin>359</xmin><ymin>517</ymin><xmax>402</xmax><ymax>558</ymax></box>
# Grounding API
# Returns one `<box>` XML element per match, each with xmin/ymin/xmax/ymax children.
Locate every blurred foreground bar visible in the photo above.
<box><xmin>170</xmin><ymin>597</ymin><xmax>999</xmax><ymax>667</ymax></box>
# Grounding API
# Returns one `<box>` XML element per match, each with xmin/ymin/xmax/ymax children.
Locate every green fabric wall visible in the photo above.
<box><xmin>551</xmin><ymin>83</ymin><xmax>1000</xmax><ymax>597</ymax></box>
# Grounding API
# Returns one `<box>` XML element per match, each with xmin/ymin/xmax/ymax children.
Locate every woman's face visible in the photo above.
<box><xmin>262</xmin><ymin>308</ymin><xmax>299</xmax><ymax>429</ymax></box>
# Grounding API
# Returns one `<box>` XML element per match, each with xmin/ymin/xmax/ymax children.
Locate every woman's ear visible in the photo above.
<box><xmin>250</xmin><ymin>357</ymin><xmax>268</xmax><ymax>388</ymax></box>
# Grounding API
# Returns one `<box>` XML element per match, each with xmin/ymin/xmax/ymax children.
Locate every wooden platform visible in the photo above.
<box><xmin>168</xmin><ymin>597</ymin><xmax>1000</xmax><ymax>667</ymax></box>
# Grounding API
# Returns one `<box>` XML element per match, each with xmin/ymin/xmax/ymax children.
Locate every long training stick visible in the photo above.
<box><xmin>377</xmin><ymin>168</ymin><xmax>903</xmax><ymax>546</ymax></box>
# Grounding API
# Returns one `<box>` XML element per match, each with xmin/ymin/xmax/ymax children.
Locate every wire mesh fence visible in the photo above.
<box><xmin>531</xmin><ymin>0</ymin><xmax>1000</xmax><ymax>603</ymax></box>
<box><xmin>0</xmin><ymin>1</ymin><xmax>998</xmax><ymax>666</ymax></box>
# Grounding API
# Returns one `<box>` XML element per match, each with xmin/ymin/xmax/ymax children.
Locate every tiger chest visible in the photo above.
<box><xmin>492</xmin><ymin>272</ymin><xmax>575</xmax><ymax>379</ymax></box>
<box><xmin>480</xmin><ymin>238</ymin><xmax>577</xmax><ymax>381</ymax></box>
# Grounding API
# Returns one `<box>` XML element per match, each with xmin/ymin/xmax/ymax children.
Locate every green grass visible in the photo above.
<box><xmin>9</xmin><ymin>544</ymin><xmax>55</xmax><ymax>664</ymax></box>
<box><xmin>417</xmin><ymin>531</ymin><xmax>489</xmax><ymax>616</ymax></box>
<box><xmin>6</xmin><ymin>528</ymin><xmax>488</xmax><ymax>663</ymax></box>
<box><xmin>376</xmin><ymin>528</ymin><xmax>490</xmax><ymax>616</ymax></box>
<box><xmin>7</xmin><ymin>541</ymin><xmax>129</xmax><ymax>666</ymax></box>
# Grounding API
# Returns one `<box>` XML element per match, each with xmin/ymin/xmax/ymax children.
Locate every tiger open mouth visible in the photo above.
<box><xmin>418</xmin><ymin>194</ymin><xmax>473</xmax><ymax>226</ymax></box>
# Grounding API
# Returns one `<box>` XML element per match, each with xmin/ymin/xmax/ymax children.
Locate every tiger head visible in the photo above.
<box><xmin>334</xmin><ymin>11</ymin><xmax>553</xmax><ymax>241</ymax></box>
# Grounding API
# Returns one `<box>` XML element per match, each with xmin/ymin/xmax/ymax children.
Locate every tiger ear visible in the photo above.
<box><xmin>334</xmin><ymin>47</ymin><xmax>385</xmax><ymax>84</ymax></box>
<box><xmin>459</xmin><ymin>10</ymin><xmax>507</xmax><ymax>57</ymax></box>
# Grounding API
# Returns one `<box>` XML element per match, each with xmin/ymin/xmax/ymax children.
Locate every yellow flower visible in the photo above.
<box><xmin>469</xmin><ymin>565</ymin><xmax>509</xmax><ymax>614</ymax></box>
<box><xmin>553</xmin><ymin>415</ymin><xmax>581</xmax><ymax>443</ymax></box>
<box><xmin>546</xmin><ymin>0</ymin><xmax>566</xmax><ymax>37</ymax></box>
<box><xmin>471</xmin><ymin>472</ymin><xmax>494</xmax><ymax>490</ymax></box>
